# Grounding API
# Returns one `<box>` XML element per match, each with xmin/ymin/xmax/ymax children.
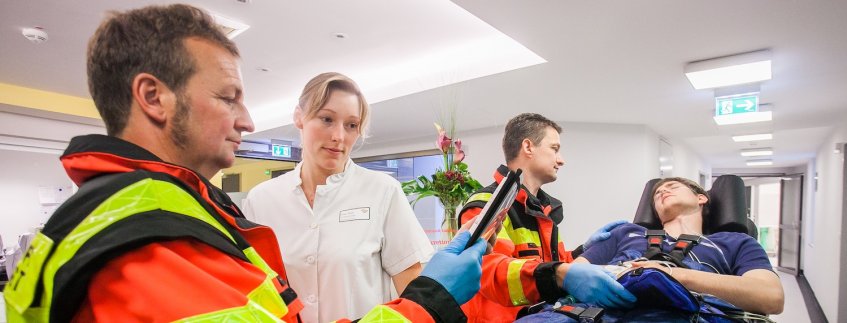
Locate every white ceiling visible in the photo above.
<box><xmin>2</xmin><ymin>0</ymin><xmax>846</xmax><ymax>169</ymax></box>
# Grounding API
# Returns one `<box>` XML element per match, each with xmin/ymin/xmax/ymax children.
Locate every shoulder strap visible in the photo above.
<box><xmin>642</xmin><ymin>229</ymin><xmax>666</xmax><ymax>260</ymax></box>
<box><xmin>668</xmin><ymin>234</ymin><xmax>701</xmax><ymax>265</ymax></box>
<box><xmin>642</xmin><ymin>230</ymin><xmax>700</xmax><ymax>268</ymax></box>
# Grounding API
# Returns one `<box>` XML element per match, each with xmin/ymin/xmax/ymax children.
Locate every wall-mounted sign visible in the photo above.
<box><xmin>272</xmin><ymin>144</ymin><xmax>291</xmax><ymax>158</ymax></box>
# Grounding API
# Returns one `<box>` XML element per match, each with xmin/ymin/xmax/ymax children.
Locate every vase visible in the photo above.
<box><xmin>441</xmin><ymin>202</ymin><xmax>459</xmax><ymax>243</ymax></box>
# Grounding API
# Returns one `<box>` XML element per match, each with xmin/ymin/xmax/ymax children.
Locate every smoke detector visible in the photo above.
<box><xmin>22</xmin><ymin>27</ymin><xmax>48</xmax><ymax>44</ymax></box>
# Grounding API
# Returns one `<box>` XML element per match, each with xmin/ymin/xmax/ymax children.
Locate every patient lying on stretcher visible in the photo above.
<box><xmin>574</xmin><ymin>177</ymin><xmax>784</xmax><ymax>315</ymax></box>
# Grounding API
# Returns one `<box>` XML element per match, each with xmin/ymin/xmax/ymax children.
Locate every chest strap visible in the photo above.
<box><xmin>642</xmin><ymin>230</ymin><xmax>701</xmax><ymax>268</ymax></box>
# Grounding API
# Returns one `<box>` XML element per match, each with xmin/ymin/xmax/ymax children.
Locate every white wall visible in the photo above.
<box><xmin>553</xmin><ymin>122</ymin><xmax>660</xmax><ymax>248</ymax></box>
<box><xmin>804</xmin><ymin>124</ymin><xmax>846</xmax><ymax>322</ymax></box>
<box><xmin>0</xmin><ymin>150</ymin><xmax>73</xmax><ymax>248</ymax></box>
<box><xmin>670</xmin><ymin>140</ymin><xmax>712</xmax><ymax>189</ymax></box>
<box><xmin>0</xmin><ymin>109</ymin><xmax>105</xmax><ymax>248</ymax></box>
<box><xmin>354</xmin><ymin>121</ymin><xmax>665</xmax><ymax>250</ymax></box>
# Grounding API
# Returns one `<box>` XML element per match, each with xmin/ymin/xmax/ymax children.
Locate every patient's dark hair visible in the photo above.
<box><xmin>651</xmin><ymin>177</ymin><xmax>710</xmax><ymax>217</ymax></box>
<box><xmin>87</xmin><ymin>4</ymin><xmax>239</xmax><ymax>136</ymax></box>
<box><xmin>502</xmin><ymin>113</ymin><xmax>562</xmax><ymax>163</ymax></box>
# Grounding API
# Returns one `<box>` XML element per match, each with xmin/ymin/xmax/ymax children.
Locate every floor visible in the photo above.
<box><xmin>770</xmin><ymin>270</ymin><xmax>812</xmax><ymax>323</ymax></box>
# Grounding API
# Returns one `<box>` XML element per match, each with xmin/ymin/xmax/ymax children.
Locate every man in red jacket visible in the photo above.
<box><xmin>459</xmin><ymin>113</ymin><xmax>634</xmax><ymax>322</ymax></box>
<box><xmin>3</xmin><ymin>4</ymin><xmax>485</xmax><ymax>322</ymax></box>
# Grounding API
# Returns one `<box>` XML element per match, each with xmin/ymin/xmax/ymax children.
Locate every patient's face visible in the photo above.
<box><xmin>653</xmin><ymin>181</ymin><xmax>707</xmax><ymax>222</ymax></box>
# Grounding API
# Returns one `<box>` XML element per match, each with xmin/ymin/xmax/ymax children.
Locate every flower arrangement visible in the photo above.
<box><xmin>402</xmin><ymin>123</ymin><xmax>482</xmax><ymax>241</ymax></box>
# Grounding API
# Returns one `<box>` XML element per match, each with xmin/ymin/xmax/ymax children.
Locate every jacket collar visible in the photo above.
<box><xmin>494</xmin><ymin>164</ymin><xmax>564</xmax><ymax>224</ymax></box>
<box><xmin>60</xmin><ymin>134</ymin><xmax>243</xmax><ymax>218</ymax></box>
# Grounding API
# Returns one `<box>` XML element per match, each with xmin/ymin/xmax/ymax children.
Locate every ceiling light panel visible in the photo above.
<box><xmin>746</xmin><ymin>160</ymin><xmax>773</xmax><ymax>166</ymax></box>
<box><xmin>732</xmin><ymin>133</ymin><xmax>773</xmax><ymax>142</ymax></box>
<box><xmin>713</xmin><ymin>111</ymin><xmax>772</xmax><ymax>125</ymax></box>
<box><xmin>741</xmin><ymin>148</ymin><xmax>773</xmax><ymax>157</ymax></box>
<box><xmin>685</xmin><ymin>50</ymin><xmax>772</xmax><ymax>89</ymax></box>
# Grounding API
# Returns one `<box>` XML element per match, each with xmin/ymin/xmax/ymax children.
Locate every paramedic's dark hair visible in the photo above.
<box><xmin>502</xmin><ymin>113</ymin><xmax>562</xmax><ymax>163</ymax></box>
<box><xmin>87</xmin><ymin>4</ymin><xmax>239</xmax><ymax>136</ymax></box>
<box><xmin>651</xmin><ymin>177</ymin><xmax>711</xmax><ymax>218</ymax></box>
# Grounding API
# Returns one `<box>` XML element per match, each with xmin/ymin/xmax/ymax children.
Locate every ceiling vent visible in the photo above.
<box><xmin>210</xmin><ymin>12</ymin><xmax>250</xmax><ymax>39</ymax></box>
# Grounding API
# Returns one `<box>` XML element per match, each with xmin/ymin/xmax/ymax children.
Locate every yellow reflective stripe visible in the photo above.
<box><xmin>246</xmin><ymin>275</ymin><xmax>288</xmax><ymax>318</ymax></box>
<box><xmin>243</xmin><ymin>247</ymin><xmax>275</xmax><ymax>276</ymax></box>
<box><xmin>502</xmin><ymin>219</ymin><xmax>542</xmax><ymax>247</ymax></box>
<box><xmin>3</xmin><ymin>305</ymin><xmax>45</xmax><ymax>323</ymax></box>
<box><xmin>40</xmin><ymin>179</ymin><xmax>238</xmax><ymax>319</ymax></box>
<box><xmin>357</xmin><ymin>304</ymin><xmax>412</xmax><ymax>323</ymax></box>
<box><xmin>466</xmin><ymin>192</ymin><xmax>492</xmax><ymax>204</ymax></box>
<box><xmin>506</xmin><ymin>259</ymin><xmax>530</xmax><ymax>306</ymax></box>
<box><xmin>174</xmin><ymin>299</ymin><xmax>283</xmax><ymax>323</ymax></box>
<box><xmin>3</xmin><ymin>232</ymin><xmax>54</xmax><ymax>317</ymax></box>
<box><xmin>496</xmin><ymin>217</ymin><xmax>512</xmax><ymax>240</ymax></box>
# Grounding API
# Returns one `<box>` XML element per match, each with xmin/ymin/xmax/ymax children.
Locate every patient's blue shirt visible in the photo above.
<box><xmin>580</xmin><ymin>223</ymin><xmax>772</xmax><ymax>275</ymax></box>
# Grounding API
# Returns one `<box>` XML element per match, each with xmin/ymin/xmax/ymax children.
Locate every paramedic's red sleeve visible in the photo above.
<box><xmin>73</xmin><ymin>240</ymin><xmax>300</xmax><ymax>323</ymax></box>
<box><xmin>459</xmin><ymin>207</ymin><xmax>566</xmax><ymax>307</ymax></box>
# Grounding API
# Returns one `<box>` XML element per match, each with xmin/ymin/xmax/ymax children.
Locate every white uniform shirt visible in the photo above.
<box><xmin>242</xmin><ymin>159</ymin><xmax>434</xmax><ymax>322</ymax></box>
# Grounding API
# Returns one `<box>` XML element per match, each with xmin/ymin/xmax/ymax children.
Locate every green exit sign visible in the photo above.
<box><xmin>715</xmin><ymin>95</ymin><xmax>759</xmax><ymax>116</ymax></box>
<box><xmin>272</xmin><ymin>144</ymin><xmax>291</xmax><ymax>158</ymax></box>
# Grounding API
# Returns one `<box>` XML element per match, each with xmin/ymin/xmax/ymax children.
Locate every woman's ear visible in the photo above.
<box><xmin>293</xmin><ymin>106</ymin><xmax>304</xmax><ymax>129</ymax></box>
<box><xmin>132</xmin><ymin>73</ymin><xmax>174</xmax><ymax>124</ymax></box>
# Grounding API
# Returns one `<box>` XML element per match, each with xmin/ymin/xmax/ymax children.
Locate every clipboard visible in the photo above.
<box><xmin>464</xmin><ymin>169</ymin><xmax>522</xmax><ymax>250</ymax></box>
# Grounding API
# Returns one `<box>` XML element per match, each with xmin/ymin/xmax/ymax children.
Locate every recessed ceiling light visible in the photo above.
<box><xmin>210</xmin><ymin>12</ymin><xmax>250</xmax><ymax>39</ymax></box>
<box><xmin>732</xmin><ymin>133</ymin><xmax>773</xmax><ymax>142</ymax></box>
<box><xmin>714</xmin><ymin>111</ymin><xmax>772</xmax><ymax>125</ymax></box>
<box><xmin>747</xmin><ymin>159</ymin><xmax>773</xmax><ymax>166</ymax></box>
<box><xmin>741</xmin><ymin>148</ymin><xmax>773</xmax><ymax>157</ymax></box>
<box><xmin>685</xmin><ymin>50</ymin><xmax>772</xmax><ymax>90</ymax></box>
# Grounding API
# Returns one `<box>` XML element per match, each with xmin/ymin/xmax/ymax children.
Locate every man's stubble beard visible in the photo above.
<box><xmin>170</xmin><ymin>92</ymin><xmax>191</xmax><ymax>152</ymax></box>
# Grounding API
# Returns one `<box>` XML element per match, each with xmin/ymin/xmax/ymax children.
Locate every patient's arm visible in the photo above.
<box><xmin>631</xmin><ymin>262</ymin><xmax>784</xmax><ymax>314</ymax></box>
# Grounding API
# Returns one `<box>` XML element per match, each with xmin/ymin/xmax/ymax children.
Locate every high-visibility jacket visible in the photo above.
<box><xmin>457</xmin><ymin>165</ymin><xmax>583</xmax><ymax>322</ymax></box>
<box><xmin>3</xmin><ymin>135</ymin><xmax>461</xmax><ymax>323</ymax></box>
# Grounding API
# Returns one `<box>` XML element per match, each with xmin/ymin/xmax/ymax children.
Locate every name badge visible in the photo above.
<box><xmin>339</xmin><ymin>207</ymin><xmax>370</xmax><ymax>222</ymax></box>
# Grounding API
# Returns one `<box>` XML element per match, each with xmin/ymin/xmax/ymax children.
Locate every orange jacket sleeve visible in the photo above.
<box><xmin>73</xmin><ymin>239</ymin><xmax>299</xmax><ymax>323</ymax></box>
<box><xmin>459</xmin><ymin>207</ymin><xmax>567</xmax><ymax>307</ymax></box>
<box><xmin>74</xmin><ymin>240</ymin><xmax>460</xmax><ymax>323</ymax></box>
<box><xmin>333</xmin><ymin>276</ymin><xmax>464</xmax><ymax>323</ymax></box>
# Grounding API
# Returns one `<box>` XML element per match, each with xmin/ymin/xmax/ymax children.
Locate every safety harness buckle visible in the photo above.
<box><xmin>642</xmin><ymin>230</ymin><xmax>703</xmax><ymax>269</ymax></box>
<box><xmin>554</xmin><ymin>304</ymin><xmax>605</xmax><ymax>323</ymax></box>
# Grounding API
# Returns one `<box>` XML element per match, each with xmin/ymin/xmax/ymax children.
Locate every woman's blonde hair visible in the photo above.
<box><xmin>297</xmin><ymin>72</ymin><xmax>369</xmax><ymax>138</ymax></box>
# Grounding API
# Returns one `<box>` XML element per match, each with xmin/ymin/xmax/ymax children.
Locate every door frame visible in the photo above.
<box><xmin>776</xmin><ymin>173</ymin><xmax>804</xmax><ymax>275</ymax></box>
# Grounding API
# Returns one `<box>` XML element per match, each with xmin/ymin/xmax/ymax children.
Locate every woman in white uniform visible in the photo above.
<box><xmin>242</xmin><ymin>72</ymin><xmax>434</xmax><ymax>322</ymax></box>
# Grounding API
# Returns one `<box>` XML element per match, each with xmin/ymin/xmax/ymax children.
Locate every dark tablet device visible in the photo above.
<box><xmin>464</xmin><ymin>169</ymin><xmax>522</xmax><ymax>250</ymax></box>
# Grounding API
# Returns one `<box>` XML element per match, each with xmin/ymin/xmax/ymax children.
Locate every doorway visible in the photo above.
<box><xmin>742</xmin><ymin>174</ymin><xmax>805</xmax><ymax>274</ymax></box>
<box><xmin>745</xmin><ymin>177</ymin><xmax>781</xmax><ymax>265</ymax></box>
<box><xmin>777</xmin><ymin>174</ymin><xmax>803</xmax><ymax>275</ymax></box>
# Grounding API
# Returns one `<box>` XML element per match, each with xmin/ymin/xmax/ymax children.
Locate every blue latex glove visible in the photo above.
<box><xmin>562</xmin><ymin>263</ymin><xmax>637</xmax><ymax>308</ymax></box>
<box><xmin>421</xmin><ymin>231</ymin><xmax>488</xmax><ymax>305</ymax></box>
<box><xmin>584</xmin><ymin>220</ymin><xmax>629</xmax><ymax>249</ymax></box>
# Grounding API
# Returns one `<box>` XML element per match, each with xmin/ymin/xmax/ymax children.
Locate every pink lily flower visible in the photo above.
<box><xmin>453</xmin><ymin>139</ymin><xmax>465</xmax><ymax>164</ymax></box>
<box><xmin>434</xmin><ymin>123</ymin><xmax>452</xmax><ymax>153</ymax></box>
